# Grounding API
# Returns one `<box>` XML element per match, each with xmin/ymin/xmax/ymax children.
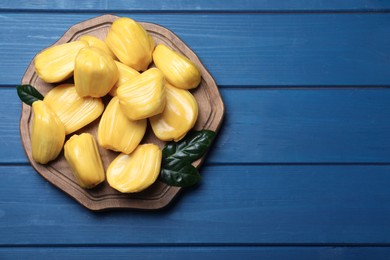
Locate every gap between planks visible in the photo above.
<box><xmin>2</xmin><ymin>243</ymin><xmax>390</xmax><ymax>248</ymax></box>
<box><xmin>1</xmin><ymin>9</ymin><xmax>390</xmax><ymax>14</ymax></box>
<box><xmin>4</xmin><ymin>85</ymin><xmax>390</xmax><ymax>90</ymax></box>
<box><xmin>2</xmin><ymin>162</ymin><xmax>390</xmax><ymax>167</ymax></box>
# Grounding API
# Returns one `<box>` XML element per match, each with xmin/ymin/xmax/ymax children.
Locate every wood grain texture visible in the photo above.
<box><xmin>6</xmin><ymin>88</ymin><xmax>390</xmax><ymax>164</ymax></box>
<box><xmin>19</xmin><ymin>15</ymin><xmax>224</xmax><ymax>211</ymax></box>
<box><xmin>1</xmin><ymin>0</ymin><xmax>389</xmax><ymax>12</ymax></box>
<box><xmin>2</xmin><ymin>0</ymin><xmax>390</xmax><ymax>256</ymax></box>
<box><xmin>2</xmin><ymin>165</ymin><xmax>390</xmax><ymax>245</ymax></box>
<box><xmin>1</xmin><ymin>246</ymin><xmax>390</xmax><ymax>260</ymax></box>
<box><xmin>1</xmin><ymin>13</ymin><xmax>390</xmax><ymax>86</ymax></box>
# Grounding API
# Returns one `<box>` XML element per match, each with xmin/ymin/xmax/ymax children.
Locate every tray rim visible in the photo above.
<box><xmin>19</xmin><ymin>14</ymin><xmax>224</xmax><ymax>211</ymax></box>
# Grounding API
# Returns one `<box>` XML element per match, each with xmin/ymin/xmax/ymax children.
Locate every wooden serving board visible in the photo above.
<box><xmin>19</xmin><ymin>14</ymin><xmax>224</xmax><ymax>211</ymax></box>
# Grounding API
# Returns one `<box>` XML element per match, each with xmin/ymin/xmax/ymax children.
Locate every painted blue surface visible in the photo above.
<box><xmin>3</xmin><ymin>88</ymin><xmax>390</xmax><ymax>164</ymax></box>
<box><xmin>1</xmin><ymin>1</ymin><xmax>390</xmax><ymax>258</ymax></box>
<box><xmin>1</xmin><ymin>13</ymin><xmax>390</xmax><ymax>86</ymax></box>
<box><xmin>1</xmin><ymin>0</ymin><xmax>390</xmax><ymax>12</ymax></box>
<box><xmin>2</xmin><ymin>247</ymin><xmax>390</xmax><ymax>260</ymax></box>
<box><xmin>2</xmin><ymin>165</ymin><xmax>390</xmax><ymax>245</ymax></box>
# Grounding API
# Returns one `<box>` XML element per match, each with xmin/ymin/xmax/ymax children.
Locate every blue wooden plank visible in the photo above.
<box><xmin>1</xmin><ymin>13</ymin><xmax>390</xmax><ymax>86</ymax></box>
<box><xmin>1</xmin><ymin>0</ymin><xmax>390</xmax><ymax>12</ymax></box>
<box><xmin>3</xmin><ymin>88</ymin><xmax>390</xmax><ymax>164</ymax></box>
<box><xmin>0</xmin><ymin>88</ymin><xmax>25</xmax><ymax>164</ymax></box>
<box><xmin>1</xmin><ymin>246</ymin><xmax>390</xmax><ymax>260</ymax></box>
<box><xmin>211</xmin><ymin>88</ymin><xmax>390</xmax><ymax>164</ymax></box>
<box><xmin>2</xmin><ymin>165</ymin><xmax>390</xmax><ymax>245</ymax></box>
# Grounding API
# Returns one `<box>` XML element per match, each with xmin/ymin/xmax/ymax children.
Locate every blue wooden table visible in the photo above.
<box><xmin>2</xmin><ymin>1</ymin><xmax>390</xmax><ymax>259</ymax></box>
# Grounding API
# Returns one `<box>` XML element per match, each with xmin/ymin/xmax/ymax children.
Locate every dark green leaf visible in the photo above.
<box><xmin>160</xmin><ymin>163</ymin><xmax>201</xmax><ymax>187</ymax></box>
<box><xmin>162</xmin><ymin>130</ymin><xmax>216</xmax><ymax>166</ymax></box>
<box><xmin>159</xmin><ymin>130</ymin><xmax>216</xmax><ymax>187</ymax></box>
<box><xmin>16</xmin><ymin>84</ymin><xmax>44</xmax><ymax>106</ymax></box>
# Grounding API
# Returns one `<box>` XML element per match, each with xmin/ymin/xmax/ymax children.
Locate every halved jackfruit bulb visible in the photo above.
<box><xmin>98</xmin><ymin>96</ymin><xmax>147</xmax><ymax>154</ymax></box>
<box><xmin>107</xmin><ymin>144</ymin><xmax>162</xmax><ymax>193</ymax></box>
<box><xmin>117</xmin><ymin>68</ymin><xmax>166</xmax><ymax>120</ymax></box>
<box><xmin>80</xmin><ymin>35</ymin><xmax>116</xmax><ymax>59</ymax></box>
<box><xmin>64</xmin><ymin>133</ymin><xmax>105</xmax><ymax>189</ymax></box>
<box><xmin>44</xmin><ymin>84</ymin><xmax>104</xmax><ymax>135</ymax></box>
<box><xmin>74</xmin><ymin>47</ymin><xmax>119</xmax><ymax>97</ymax></box>
<box><xmin>109</xmin><ymin>61</ymin><xmax>140</xmax><ymax>96</ymax></box>
<box><xmin>105</xmin><ymin>17</ymin><xmax>155</xmax><ymax>71</ymax></box>
<box><xmin>31</xmin><ymin>100</ymin><xmax>65</xmax><ymax>164</ymax></box>
<box><xmin>34</xmin><ymin>41</ymin><xmax>87</xmax><ymax>83</ymax></box>
<box><xmin>153</xmin><ymin>44</ymin><xmax>201</xmax><ymax>89</ymax></box>
<box><xmin>150</xmin><ymin>83</ymin><xmax>198</xmax><ymax>141</ymax></box>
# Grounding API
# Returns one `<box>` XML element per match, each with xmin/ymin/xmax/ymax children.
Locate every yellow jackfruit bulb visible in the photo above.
<box><xmin>152</xmin><ymin>44</ymin><xmax>201</xmax><ymax>90</ymax></box>
<box><xmin>117</xmin><ymin>68</ymin><xmax>166</xmax><ymax>120</ymax></box>
<box><xmin>80</xmin><ymin>35</ymin><xmax>116</xmax><ymax>60</ymax></box>
<box><xmin>34</xmin><ymin>41</ymin><xmax>87</xmax><ymax>83</ymax></box>
<box><xmin>105</xmin><ymin>17</ymin><xmax>155</xmax><ymax>71</ymax></box>
<box><xmin>64</xmin><ymin>133</ymin><xmax>105</xmax><ymax>189</ymax></box>
<box><xmin>44</xmin><ymin>84</ymin><xmax>104</xmax><ymax>135</ymax></box>
<box><xmin>98</xmin><ymin>96</ymin><xmax>147</xmax><ymax>154</ymax></box>
<box><xmin>109</xmin><ymin>61</ymin><xmax>140</xmax><ymax>96</ymax></box>
<box><xmin>31</xmin><ymin>100</ymin><xmax>65</xmax><ymax>164</ymax></box>
<box><xmin>107</xmin><ymin>144</ymin><xmax>162</xmax><ymax>193</ymax></box>
<box><xmin>150</xmin><ymin>83</ymin><xmax>198</xmax><ymax>141</ymax></box>
<box><xmin>74</xmin><ymin>47</ymin><xmax>119</xmax><ymax>97</ymax></box>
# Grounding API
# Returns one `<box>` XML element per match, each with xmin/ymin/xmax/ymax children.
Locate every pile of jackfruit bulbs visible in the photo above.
<box><xmin>31</xmin><ymin>17</ymin><xmax>201</xmax><ymax>193</ymax></box>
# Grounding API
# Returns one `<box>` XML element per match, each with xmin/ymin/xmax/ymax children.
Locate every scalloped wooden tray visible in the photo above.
<box><xmin>19</xmin><ymin>15</ymin><xmax>224</xmax><ymax>211</ymax></box>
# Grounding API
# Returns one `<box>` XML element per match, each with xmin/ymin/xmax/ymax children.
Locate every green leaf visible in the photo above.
<box><xmin>16</xmin><ymin>84</ymin><xmax>44</xmax><ymax>106</ymax></box>
<box><xmin>160</xmin><ymin>130</ymin><xmax>216</xmax><ymax>188</ymax></box>
<box><xmin>162</xmin><ymin>130</ymin><xmax>216</xmax><ymax>167</ymax></box>
<box><xmin>160</xmin><ymin>163</ymin><xmax>201</xmax><ymax>187</ymax></box>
